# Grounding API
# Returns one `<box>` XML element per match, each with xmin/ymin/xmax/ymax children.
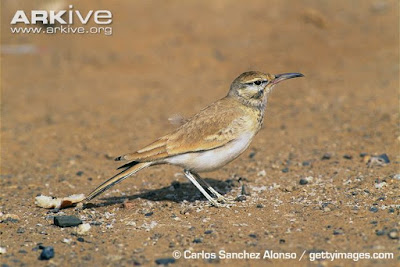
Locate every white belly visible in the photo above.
<box><xmin>165</xmin><ymin>132</ymin><xmax>254</xmax><ymax>172</ymax></box>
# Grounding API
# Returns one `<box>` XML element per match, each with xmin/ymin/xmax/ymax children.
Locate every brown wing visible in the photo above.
<box><xmin>116</xmin><ymin>97</ymin><xmax>247</xmax><ymax>163</ymax></box>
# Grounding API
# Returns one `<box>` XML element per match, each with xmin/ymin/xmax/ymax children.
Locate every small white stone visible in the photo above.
<box><xmin>257</xmin><ymin>170</ymin><xmax>267</xmax><ymax>177</ymax></box>
<box><xmin>62</xmin><ymin>238</ymin><xmax>72</xmax><ymax>244</ymax></box>
<box><xmin>0</xmin><ymin>247</ymin><xmax>6</xmax><ymax>254</ymax></box>
<box><xmin>76</xmin><ymin>223</ymin><xmax>91</xmax><ymax>235</ymax></box>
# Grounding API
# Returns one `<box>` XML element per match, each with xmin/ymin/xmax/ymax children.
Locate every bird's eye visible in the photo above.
<box><xmin>254</xmin><ymin>80</ymin><xmax>262</xmax><ymax>85</ymax></box>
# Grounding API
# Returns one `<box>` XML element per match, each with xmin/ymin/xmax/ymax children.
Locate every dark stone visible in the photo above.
<box><xmin>76</xmin><ymin>171</ymin><xmax>84</xmax><ymax>176</ymax></box>
<box><xmin>279</xmin><ymin>239</ymin><xmax>285</xmax><ymax>244</ymax></box>
<box><xmin>204</xmin><ymin>230</ymin><xmax>213</xmax><ymax>234</ymax></box>
<box><xmin>281</xmin><ymin>168</ymin><xmax>289</xmax><ymax>173</ymax></box>
<box><xmin>18</xmin><ymin>250</ymin><xmax>27</xmax><ymax>254</ymax></box>
<box><xmin>299</xmin><ymin>178</ymin><xmax>308</xmax><ymax>185</ymax></box>
<box><xmin>375</xmin><ymin>229</ymin><xmax>385</xmax><ymax>236</ymax></box>
<box><xmin>249</xmin><ymin>151</ymin><xmax>257</xmax><ymax>159</ymax></box>
<box><xmin>77</xmin><ymin>237</ymin><xmax>85</xmax><ymax>242</ymax></box>
<box><xmin>343</xmin><ymin>154</ymin><xmax>352</xmax><ymax>160</ymax></box>
<box><xmin>333</xmin><ymin>229</ymin><xmax>344</xmax><ymax>235</ymax></box>
<box><xmin>54</xmin><ymin>216</ymin><xmax>82</xmax><ymax>227</ymax></box>
<box><xmin>39</xmin><ymin>246</ymin><xmax>54</xmax><ymax>260</ymax></box>
<box><xmin>193</xmin><ymin>238</ymin><xmax>203</xmax><ymax>243</ymax></box>
<box><xmin>359</xmin><ymin>152</ymin><xmax>367</xmax><ymax>157</ymax></box>
<box><xmin>321</xmin><ymin>153</ymin><xmax>331</xmax><ymax>160</ymax></box>
<box><xmin>256</xmin><ymin>204</ymin><xmax>264</xmax><ymax>208</ymax></box>
<box><xmin>369</xmin><ymin>207</ymin><xmax>379</xmax><ymax>213</ymax></box>
<box><xmin>249</xmin><ymin>234</ymin><xmax>257</xmax><ymax>238</ymax></box>
<box><xmin>1</xmin><ymin>217</ymin><xmax>19</xmax><ymax>224</ymax></box>
<box><xmin>82</xmin><ymin>255</ymin><xmax>92</xmax><ymax>261</ymax></box>
<box><xmin>17</xmin><ymin>227</ymin><xmax>25</xmax><ymax>234</ymax></box>
<box><xmin>155</xmin><ymin>258</ymin><xmax>176</xmax><ymax>265</ymax></box>
<box><xmin>235</xmin><ymin>195</ymin><xmax>247</xmax><ymax>202</ymax></box>
<box><xmin>145</xmin><ymin>212</ymin><xmax>154</xmax><ymax>217</ymax></box>
<box><xmin>302</xmin><ymin>161</ymin><xmax>311</xmax><ymax>166</ymax></box>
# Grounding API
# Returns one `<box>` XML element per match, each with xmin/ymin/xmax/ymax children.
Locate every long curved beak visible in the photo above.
<box><xmin>272</xmin><ymin>73</ymin><xmax>304</xmax><ymax>84</ymax></box>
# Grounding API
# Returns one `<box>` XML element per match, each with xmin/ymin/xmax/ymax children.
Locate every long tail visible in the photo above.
<box><xmin>85</xmin><ymin>162</ymin><xmax>152</xmax><ymax>201</ymax></box>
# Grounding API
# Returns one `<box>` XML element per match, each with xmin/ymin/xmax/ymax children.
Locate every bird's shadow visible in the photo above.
<box><xmin>83</xmin><ymin>177</ymin><xmax>238</xmax><ymax>209</ymax></box>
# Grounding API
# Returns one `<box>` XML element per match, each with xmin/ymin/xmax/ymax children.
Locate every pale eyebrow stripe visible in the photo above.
<box><xmin>245</xmin><ymin>79</ymin><xmax>268</xmax><ymax>84</ymax></box>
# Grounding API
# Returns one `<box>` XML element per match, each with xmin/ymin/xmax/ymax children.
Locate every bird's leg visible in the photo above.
<box><xmin>191</xmin><ymin>172</ymin><xmax>234</xmax><ymax>204</ymax></box>
<box><xmin>183</xmin><ymin>170</ymin><xmax>222</xmax><ymax>207</ymax></box>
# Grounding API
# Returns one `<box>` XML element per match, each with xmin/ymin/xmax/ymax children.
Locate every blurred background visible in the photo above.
<box><xmin>2</xmin><ymin>0</ymin><xmax>398</xmax><ymax>167</ymax></box>
<box><xmin>1</xmin><ymin>0</ymin><xmax>399</xmax><ymax>266</ymax></box>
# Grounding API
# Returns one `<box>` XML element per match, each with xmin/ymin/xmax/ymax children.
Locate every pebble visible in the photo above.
<box><xmin>54</xmin><ymin>215</ymin><xmax>82</xmax><ymax>227</ymax></box>
<box><xmin>235</xmin><ymin>195</ymin><xmax>247</xmax><ymax>202</ymax></box>
<box><xmin>375</xmin><ymin>181</ymin><xmax>387</xmax><ymax>189</ymax></box>
<box><xmin>62</xmin><ymin>238</ymin><xmax>72</xmax><ymax>244</ymax></box>
<box><xmin>256</xmin><ymin>204</ymin><xmax>264</xmax><ymax>208</ymax></box>
<box><xmin>204</xmin><ymin>230</ymin><xmax>213</xmax><ymax>234</ymax></box>
<box><xmin>249</xmin><ymin>233</ymin><xmax>257</xmax><ymax>238</ymax></box>
<box><xmin>193</xmin><ymin>238</ymin><xmax>203</xmax><ymax>243</ymax></box>
<box><xmin>145</xmin><ymin>212</ymin><xmax>154</xmax><ymax>217</ymax></box>
<box><xmin>76</xmin><ymin>171</ymin><xmax>84</xmax><ymax>176</ymax></box>
<box><xmin>155</xmin><ymin>258</ymin><xmax>176</xmax><ymax>265</ymax></box>
<box><xmin>375</xmin><ymin>230</ymin><xmax>385</xmax><ymax>236</ymax></box>
<box><xmin>333</xmin><ymin>229</ymin><xmax>344</xmax><ymax>235</ymax></box>
<box><xmin>392</xmin><ymin>174</ymin><xmax>400</xmax><ymax>180</ymax></box>
<box><xmin>0</xmin><ymin>247</ymin><xmax>6</xmax><ymax>254</ymax></box>
<box><xmin>302</xmin><ymin>161</ymin><xmax>311</xmax><ymax>166</ymax></box>
<box><xmin>281</xmin><ymin>167</ymin><xmax>289</xmax><ymax>173</ymax></box>
<box><xmin>39</xmin><ymin>246</ymin><xmax>54</xmax><ymax>260</ymax></box>
<box><xmin>17</xmin><ymin>227</ymin><xmax>25</xmax><ymax>234</ymax></box>
<box><xmin>257</xmin><ymin>170</ymin><xmax>266</xmax><ymax>177</ymax></box>
<box><xmin>388</xmin><ymin>229</ymin><xmax>398</xmax><ymax>239</ymax></box>
<box><xmin>77</xmin><ymin>237</ymin><xmax>85</xmax><ymax>242</ymax></box>
<box><xmin>321</xmin><ymin>153</ymin><xmax>331</xmax><ymax>160</ymax></box>
<box><xmin>369</xmin><ymin>207</ymin><xmax>379</xmax><ymax>213</ymax></box>
<box><xmin>343</xmin><ymin>154</ymin><xmax>352</xmax><ymax>160</ymax></box>
<box><xmin>0</xmin><ymin>214</ymin><xmax>19</xmax><ymax>223</ymax></box>
<box><xmin>299</xmin><ymin>178</ymin><xmax>308</xmax><ymax>185</ymax></box>
<box><xmin>76</xmin><ymin>223</ymin><xmax>91</xmax><ymax>235</ymax></box>
<box><xmin>249</xmin><ymin>151</ymin><xmax>257</xmax><ymax>159</ymax></box>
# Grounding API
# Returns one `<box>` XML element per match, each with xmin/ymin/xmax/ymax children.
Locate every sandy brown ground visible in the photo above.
<box><xmin>1</xmin><ymin>0</ymin><xmax>399</xmax><ymax>266</ymax></box>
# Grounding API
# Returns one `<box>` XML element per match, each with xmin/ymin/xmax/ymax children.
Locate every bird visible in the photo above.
<box><xmin>85</xmin><ymin>71</ymin><xmax>304</xmax><ymax>207</ymax></box>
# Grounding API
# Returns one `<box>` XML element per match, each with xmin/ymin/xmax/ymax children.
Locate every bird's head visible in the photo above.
<box><xmin>228</xmin><ymin>71</ymin><xmax>304</xmax><ymax>108</ymax></box>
